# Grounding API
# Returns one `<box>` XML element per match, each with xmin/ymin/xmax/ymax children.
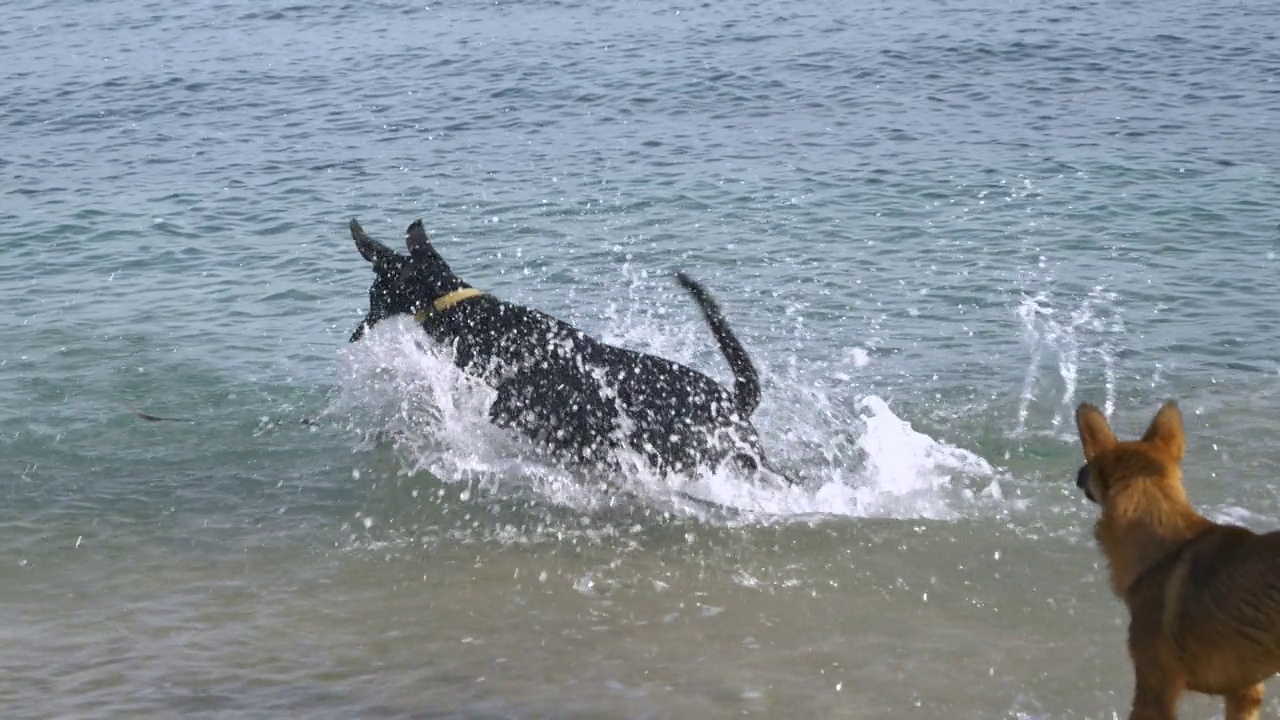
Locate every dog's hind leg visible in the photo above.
<box><xmin>1127</xmin><ymin>672</ymin><xmax>1183</xmax><ymax>720</ymax></box>
<box><xmin>729</xmin><ymin>452</ymin><xmax>798</xmax><ymax>487</ymax></box>
<box><xmin>1224</xmin><ymin>683</ymin><xmax>1265</xmax><ymax>720</ymax></box>
<box><xmin>764</xmin><ymin>461</ymin><xmax>800</xmax><ymax>487</ymax></box>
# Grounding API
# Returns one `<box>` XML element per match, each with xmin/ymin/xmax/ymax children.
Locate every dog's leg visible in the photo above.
<box><xmin>1127</xmin><ymin>673</ymin><xmax>1183</xmax><ymax>720</ymax></box>
<box><xmin>732</xmin><ymin>452</ymin><xmax>798</xmax><ymax>487</ymax></box>
<box><xmin>1224</xmin><ymin>683</ymin><xmax>1265</xmax><ymax>720</ymax></box>
<box><xmin>757</xmin><ymin>454</ymin><xmax>799</xmax><ymax>486</ymax></box>
<box><xmin>1125</xmin><ymin>605</ymin><xmax>1185</xmax><ymax>720</ymax></box>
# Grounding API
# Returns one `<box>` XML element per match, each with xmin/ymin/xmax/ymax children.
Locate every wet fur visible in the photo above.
<box><xmin>349</xmin><ymin>218</ymin><xmax>790</xmax><ymax>482</ymax></box>
<box><xmin>1075</xmin><ymin>401</ymin><xmax>1280</xmax><ymax>719</ymax></box>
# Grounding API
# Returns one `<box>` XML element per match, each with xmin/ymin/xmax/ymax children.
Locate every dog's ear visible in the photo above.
<box><xmin>1141</xmin><ymin>400</ymin><xmax>1185</xmax><ymax>460</ymax></box>
<box><xmin>1076</xmin><ymin>403</ymin><xmax>1117</xmax><ymax>462</ymax></box>
<box><xmin>405</xmin><ymin>219</ymin><xmax>433</xmax><ymax>259</ymax></box>
<box><xmin>350</xmin><ymin>219</ymin><xmax>395</xmax><ymax>265</ymax></box>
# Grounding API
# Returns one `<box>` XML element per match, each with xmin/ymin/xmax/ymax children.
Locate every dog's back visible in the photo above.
<box><xmin>425</xmin><ymin>293</ymin><xmax>764</xmax><ymax>473</ymax></box>
<box><xmin>1161</xmin><ymin>528</ymin><xmax>1280</xmax><ymax>691</ymax></box>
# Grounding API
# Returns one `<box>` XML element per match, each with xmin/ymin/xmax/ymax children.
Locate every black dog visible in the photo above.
<box><xmin>349</xmin><ymin>218</ymin><xmax>791</xmax><ymax>484</ymax></box>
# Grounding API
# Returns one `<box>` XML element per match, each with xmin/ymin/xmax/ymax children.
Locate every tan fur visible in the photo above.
<box><xmin>1076</xmin><ymin>401</ymin><xmax>1280</xmax><ymax>720</ymax></box>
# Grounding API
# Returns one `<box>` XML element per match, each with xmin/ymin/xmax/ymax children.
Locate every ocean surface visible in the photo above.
<box><xmin>3</xmin><ymin>0</ymin><xmax>1279</xmax><ymax>717</ymax></box>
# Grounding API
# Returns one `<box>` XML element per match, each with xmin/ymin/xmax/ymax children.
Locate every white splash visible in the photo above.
<box><xmin>1014</xmin><ymin>287</ymin><xmax>1124</xmax><ymax>436</ymax></box>
<box><xmin>334</xmin><ymin>315</ymin><xmax>1006</xmax><ymax>526</ymax></box>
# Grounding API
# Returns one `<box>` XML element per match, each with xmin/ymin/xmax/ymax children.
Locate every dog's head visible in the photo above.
<box><xmin>349</xmin><ymin>218</ymin><xmax>467</xmax><ymax>341</ymax></box>
<box><xmin>1074</xmin><ymin>401</ymin><xmax>1187</xmax><ymax>506</ymax></box>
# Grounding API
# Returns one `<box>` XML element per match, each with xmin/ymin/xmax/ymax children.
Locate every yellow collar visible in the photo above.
<box><xmin>415</xmin><ymin>287</ymin><xmax>483</xmax><ymax>321</ymax></box>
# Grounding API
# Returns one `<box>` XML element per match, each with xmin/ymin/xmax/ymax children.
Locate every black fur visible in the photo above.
<box><xmin>348</xmin><ymin>218</ymin><xmax>792</xmax><ymax>483</ymax></box>
<box><xmin>1076</xmin><ymin>464</ymin><xmax>1096</xmax><ymax>503</ymax></box>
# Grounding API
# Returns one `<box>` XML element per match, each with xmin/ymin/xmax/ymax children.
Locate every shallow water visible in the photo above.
<box><xmin>3</xmin><ymin>0</ymin><xmax>1280</xmax><ymax>717</ymax></box>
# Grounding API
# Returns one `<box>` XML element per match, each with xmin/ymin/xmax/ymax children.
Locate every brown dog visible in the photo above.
<box><xmin>1075</xmin><ymin>400</ymin><xmax>1280</xmax><ymax>719</ymax></box>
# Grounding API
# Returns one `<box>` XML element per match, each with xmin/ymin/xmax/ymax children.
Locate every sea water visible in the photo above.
<box><xmin>2</xmin><ymin>0</ymin><xmax>1279</xmax><ymax>717</ymax></box>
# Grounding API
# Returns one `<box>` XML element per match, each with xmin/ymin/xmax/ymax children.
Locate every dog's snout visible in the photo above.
<box><xmin>1076</xmin><ymin>465</ymin><xmax>1097</xmax><ymax>503</ymax></box>
<box><xmin>350</xmin><ymin>315</ymin><xmax>378</xmax><ymax>342</ymax></box>
<box><xmin>350</xmin><ymin>310</ymin><xmax>387</xmax><ymax>343</ymax></box>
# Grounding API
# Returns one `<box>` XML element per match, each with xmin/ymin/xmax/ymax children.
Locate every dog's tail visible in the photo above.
<box><xmin>675</xmin><ymin>273</ymin><xmax>761</xmax><ymax>417</ymax></box>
